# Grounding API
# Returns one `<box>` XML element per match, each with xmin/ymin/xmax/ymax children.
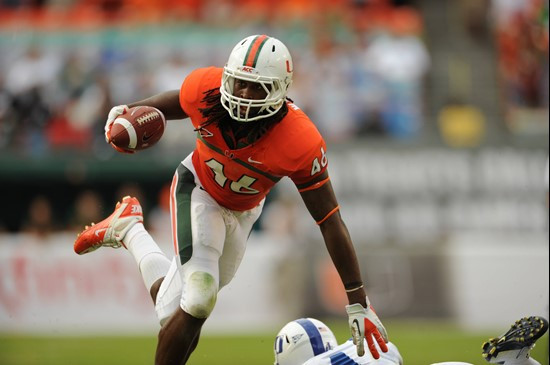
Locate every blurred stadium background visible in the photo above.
<box><xmin>0</xmin><ymin>0</ymin><xmax>548</xmax><ymax>364</ymax></box>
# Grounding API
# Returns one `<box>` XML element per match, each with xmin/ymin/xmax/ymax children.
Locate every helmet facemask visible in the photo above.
<box><xmin>221</xmin><ymin>67</ymin><xmax>288</xmax><ymax>123</ymax></box>
<box><xmin>220</xmin><ymin>35</ymin><xmax>293</xmax><ymax>123</ymax></box>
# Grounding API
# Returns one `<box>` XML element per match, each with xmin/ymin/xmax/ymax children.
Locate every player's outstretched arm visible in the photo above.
<box><xmin>126</xmin><ymin>90</ymin><xmax>187</xmax><ymax>121</ymax></box>
<box><xmin>104</xmin><ymin>90</ymin><xmax>187</xmax><ymax>153</ymax></box>
<box><xmin>299</xmin><ymin>171</ymin><xmax>389</xmax><ymax>359</ymax></box>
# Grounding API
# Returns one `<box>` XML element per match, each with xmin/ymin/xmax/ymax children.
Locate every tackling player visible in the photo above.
<box><xmin>73</xmin><ymin>35</ymin><xmax>388</xmax><ymax>365</ymax></box>
<box><xmin>275</xmin><ymin>316</ymin><xmax>548</xmax><ymax>365</ymax></box>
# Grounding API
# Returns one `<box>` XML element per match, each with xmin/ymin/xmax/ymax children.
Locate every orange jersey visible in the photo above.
<box><xmin>179</xmin><ymin>67</ymin><xmax>328</xmax><ymax>211</ymax></box>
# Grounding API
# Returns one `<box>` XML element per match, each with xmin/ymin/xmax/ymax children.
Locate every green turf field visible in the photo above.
<box><xmin>0</xmin><ymin>320</ymin><xmax>548</xmax><ymax>365</ymax></box>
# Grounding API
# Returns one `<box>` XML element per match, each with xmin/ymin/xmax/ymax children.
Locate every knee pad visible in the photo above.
<box><xmin>181</xmin><ymin>271</ymin><xmax>218</xmax><ymax>319</ymax></box>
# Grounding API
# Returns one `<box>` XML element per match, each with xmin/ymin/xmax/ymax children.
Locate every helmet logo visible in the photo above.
<box><xmin>243</xmin><ymin>35</ymin><xmax>269</xmax><ymax>67</ymax></box>
<box><xmin>286</xmin><ymin>60</ymin><xmax>293</xmax><ymax>73</ymax></box>
<box><xmin>241</xmin><ymin>66</ymin><xmax>255</xmax><ymax>73</ymax></box>
<box><xmin>291</xmin><ymin>334</ymin><xmax>304</xmax><ymax>344</ymax></box>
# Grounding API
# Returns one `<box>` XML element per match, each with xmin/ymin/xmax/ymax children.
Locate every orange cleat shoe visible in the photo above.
<box><xmin>74</xmin><ymin>196</ymin><xmax>143</xmax><ymax>255</ymax></box>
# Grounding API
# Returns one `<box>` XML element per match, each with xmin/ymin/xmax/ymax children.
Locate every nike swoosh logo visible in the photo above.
<box><xmin>95</xmin><ymin>228</ymin><xmax>108</xmax><ymax>237</ymax></box>
<box><xmin>247</xmin><ymin>157</ymin><xmax>263</xmax><ymax>164</ymax></box>
<box><xmin>142</xmin><ymin>132</ymin><xmax>154</xmax><ymax>142</ymax></box>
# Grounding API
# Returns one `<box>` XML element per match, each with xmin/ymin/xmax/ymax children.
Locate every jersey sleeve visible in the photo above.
<box><xmin>280</xmin><ymin>117</ymin><xmax>328</xmax><ymax>188</ymax></box>
<box><xmin>179</xmin><ymin>67</ymin><xmax>223</xmax><ymax>129</ymax></box>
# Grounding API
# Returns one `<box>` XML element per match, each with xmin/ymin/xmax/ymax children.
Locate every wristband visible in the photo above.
<box><xmin>344</xmin><ymin>281</ymin><xmax>364</xmax><ymax>293</ymax></box>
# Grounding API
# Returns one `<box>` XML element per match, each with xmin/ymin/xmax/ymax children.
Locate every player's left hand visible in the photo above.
<box><xmin>345</xmin><ymin>296</ymin><xmax>388</xmax><ymax>359</ymax></box>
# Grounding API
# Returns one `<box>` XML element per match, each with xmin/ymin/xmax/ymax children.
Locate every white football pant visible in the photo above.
<box><xmin>155</xmin><ymin>154</ymin><xmax>263</xmax><ymax>324</ymax></box>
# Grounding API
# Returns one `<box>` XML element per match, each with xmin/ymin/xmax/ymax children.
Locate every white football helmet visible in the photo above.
<box><xmin>220</xmin><ymin>34</ymin><xmax>293</xmax><ymax>123</ymax></box>
<box><xmin>274</xmin><ymin>318</ymin><xmax>338</xmax><ymax>365</ymax></box>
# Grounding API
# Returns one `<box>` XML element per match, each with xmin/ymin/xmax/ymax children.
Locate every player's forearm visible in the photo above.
<box><xmin>319</xmin><ymin>215</ymin><xmax>368</xmax><ymax>307</ymax></box>
<box><xmin>128</xmin><ymin>90</ymin><xmax>187</xmax><ymax>120</ymax></box>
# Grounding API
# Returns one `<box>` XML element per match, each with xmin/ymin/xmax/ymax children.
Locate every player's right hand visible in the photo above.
<box><xmin>104</xmin><ymin>104</ymin><xmax>129</xmax><ymax>143</ymax></box>
<box><xmin>345</xmin><ymin>296</ymin><xmax>388</xmax><ymax>359</ymax></box>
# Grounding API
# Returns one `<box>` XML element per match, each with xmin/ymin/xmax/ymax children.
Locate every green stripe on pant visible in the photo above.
<box><xmin>174</xmin><ymin>164</ymin><xmax>195</xmax><ymax>266</ymax></box>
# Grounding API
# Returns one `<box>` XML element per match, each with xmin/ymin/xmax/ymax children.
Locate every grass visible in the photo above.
<box><xmin>0</xmin><ymin>320</ymin><xmax>548</xmax><ymax>365</ymax></box>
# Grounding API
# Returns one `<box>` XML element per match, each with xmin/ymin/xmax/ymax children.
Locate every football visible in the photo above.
<box><xmin>109</xmin><ymin>106</ymin><xmax>166</xmax><ymax>151</ymax></box>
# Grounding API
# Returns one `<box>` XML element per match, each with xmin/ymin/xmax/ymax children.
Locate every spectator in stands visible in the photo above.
<box><xmin>21</xmin><ymin>195</ymin><xmax>55</xmax><ymax>238</ymax></box>
<box><xmin>362</xmin><ymin>7</ymin><xmax>430</xmax><ymax>139</ymax></box>
<box><xmin>302</xmin><ymin>32</ymin><xmax>357</xmax><ymax>141</ymax></box>
<box><xmin>0</xmin><ymin>72</ymin><xmax>16</xmax><ymax>150</ymax></box>
<box><xmin>492</xmin><ymin>0</ymin><xmax>549</xmax><ymax>109</ymax></box>
<box><xmin>0</xmin><ymin>0</ymin><xmax>436</xmax><ymax>155</ymax></box>
<box><xmin>69</xmin><ymin>190</ymin><xmax>105</xmax><ymax>232</ymax></box>
<box><xmin>4</xmin><ymin>45</ymin><xmax>61</xmax><ymax>154</ymax></box>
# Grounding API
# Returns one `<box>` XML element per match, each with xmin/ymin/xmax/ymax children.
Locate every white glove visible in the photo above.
<box><xmin>104</xmin><ymin>104</ymin><xmax>129</xmax><ymax>142</ymax></box>
<box><xmin>346</xmin><ymin>296</ymin><xmax>388</xmax><ymax>359</ymax></box>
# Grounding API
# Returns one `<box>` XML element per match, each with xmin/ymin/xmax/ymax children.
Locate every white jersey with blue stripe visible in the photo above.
<box><xmin>302</xmin><ymin>340</ymin><xmax>402</xmax><ymax>365</ymax></box>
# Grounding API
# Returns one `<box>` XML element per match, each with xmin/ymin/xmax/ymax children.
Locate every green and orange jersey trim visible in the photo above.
<box><xmin>243</xmin><ymin>35</ymin><xmax>269</xmax><ymax>68</ymax></box>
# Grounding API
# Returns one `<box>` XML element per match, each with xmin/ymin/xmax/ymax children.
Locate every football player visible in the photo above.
<box><xmin>274</xmin><ymin>318</ymin><xmax>403</xmax><ymax>365</ymax></box>
<box><xmin>73</xmin><ymin>35</ymin><xmax>388</xmax><ymax>365</ymax></box>
<box><xmin>275</xmin><ymin>316</ymin><xmax>548</xmax><ymax>365</ymax></box>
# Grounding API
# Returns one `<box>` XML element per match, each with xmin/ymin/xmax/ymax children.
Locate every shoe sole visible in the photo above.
<box><xmin>482</xmin><ymin>316</ymin><xmax>549</xmax><ymax>360</ymax></box>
